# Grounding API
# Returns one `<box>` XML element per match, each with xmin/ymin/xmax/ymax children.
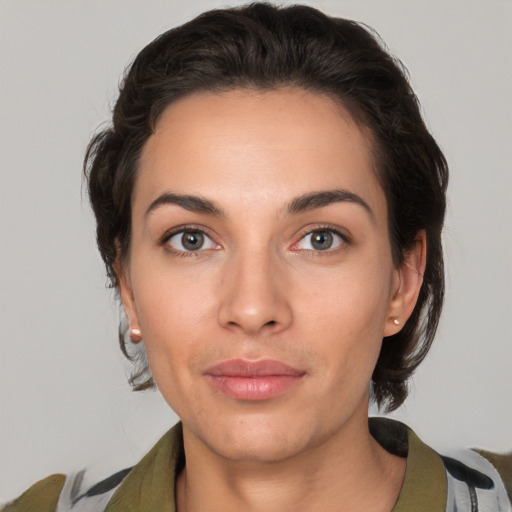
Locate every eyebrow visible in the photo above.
<box><xmin>145</xmin><ymin>193</ymin><xmax>225</xmax><ymax>218</ymax></box>
<box><xmin>286</xmin><ymin>189</ymin><xmax>374</xmax><ymax>220</ymax></box>
<box><xmin>145</xmin><ymin>188</ymin><xmax>373</xmax><ymax>221</ymax></box>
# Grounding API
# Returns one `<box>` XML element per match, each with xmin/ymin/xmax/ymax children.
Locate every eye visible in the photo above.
<box><xmin>166</xmin><ymin>229</ymin><xmax>217</xmax><ymax>253</ymax></box>
<box><xmin>295</xmin><ymin>229</ymin><xmax>345</xmax><ymax>251</ymax></box>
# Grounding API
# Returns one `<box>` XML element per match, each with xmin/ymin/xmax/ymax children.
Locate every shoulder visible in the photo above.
<box><xmin>1</xmin><ymin>474</ymin><xmax>66</xmax><ymax>512</ymax></box>
<box><xmin>413</xmin><ymin>434</ymin><xmax>512</xmax><ymax>511</ymax></box>
<box><xmin>1</xmin><ymin>423</ymin><xmax>183</xmax><ymax>512</ymax></box>
<box><xmin>477</xmin><ymin>449</ymin><xmax>512</xmax><ymax>494</ymax></box>
<box><xmin>370</xmin><ymin>417</ymin><xmax>512</xmax><ymax>512</ymax></box>
<box><xmin>2</xmin><ymin>468</ymin><xmax>133</xmax><ymax>512</ymax></box>
<box><xmin>447</xmin><ymin>448</ymin><xmax>512</xmax><ymax>509</ymax></box>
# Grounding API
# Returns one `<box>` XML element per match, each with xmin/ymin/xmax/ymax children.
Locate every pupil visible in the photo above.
<box><xmin>312</xmin><ymin>231</ymin><xmax>333</xmax><ymax>250</ymax></box>
<box><xmin>182</xmin><ymin>232</ymin><xmax>204</xmax><ymax>251</ymax></box>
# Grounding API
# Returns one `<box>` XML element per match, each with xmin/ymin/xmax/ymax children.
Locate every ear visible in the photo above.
<box><xmin>114</xmin><ymin>257</ymin><xmax>142</xmax><ymax>340</ymax></box>
<box><xmin>383</xmin><ymin>231</ymin><xmax>427</xmax><ymax>336</ymax></box>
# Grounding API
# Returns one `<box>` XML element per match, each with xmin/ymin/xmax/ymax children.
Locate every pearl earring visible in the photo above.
<box><xmin>129</xmin><ymin>328</ymin><xmax>142</xmax><ymax>343</ymax></box>
<box><xmin>393</xmin><ymin>318</ymin><xmax>400</xmax><ymax>326</ymax></box>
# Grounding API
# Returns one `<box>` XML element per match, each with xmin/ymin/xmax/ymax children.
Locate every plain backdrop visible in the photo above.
<box><xmin>1</xmin><ymin>0</ymin><xmax>511</xmax><ymax>502</ymax></box>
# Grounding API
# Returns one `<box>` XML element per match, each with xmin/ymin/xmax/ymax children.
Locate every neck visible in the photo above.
<box><xmin>176</xmin><ymin>412</ymin><xmax>406</xmax><ymax>512</ymax></box>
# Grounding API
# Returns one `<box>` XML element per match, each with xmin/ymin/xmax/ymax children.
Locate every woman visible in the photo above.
<box><xmin>3</xmin><ymin>3</ymin><xmax>511</xmax><ymax>511</ymax></box>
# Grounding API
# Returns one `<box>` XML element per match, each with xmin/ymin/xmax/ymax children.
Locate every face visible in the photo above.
<box><xmin>119</xmin><ymin>88</ymin><xmax>419</xmax><ymax>462</ymax></box>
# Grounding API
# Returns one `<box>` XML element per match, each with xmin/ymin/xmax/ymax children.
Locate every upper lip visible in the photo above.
<box><xmin>204</xmin><ymin>358</ymin><xmax>305</xmax><ymax>377</ymax></box>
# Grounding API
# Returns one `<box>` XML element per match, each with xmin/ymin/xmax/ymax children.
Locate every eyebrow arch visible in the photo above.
<box><xmin>287</xmin><ymin>189</ymin><xmax>374</xmax><ymax>220</ymax></box>
<box><xmin>145</xmin><ymin>193</ymin><xmax>225</xmax><ymax>218</ymax></box>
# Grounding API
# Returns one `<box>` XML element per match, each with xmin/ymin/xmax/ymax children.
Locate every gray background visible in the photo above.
<box><xmin>1</xmin><ymin>0</ymin><xmax>511</xmax><ymax>501</ymax></box>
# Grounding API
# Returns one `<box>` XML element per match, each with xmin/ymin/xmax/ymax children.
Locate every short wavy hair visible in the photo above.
<box><xmin>84</xmin><ymin>2</ymin><xmax>448</xmax><ymax>412</ymax></box>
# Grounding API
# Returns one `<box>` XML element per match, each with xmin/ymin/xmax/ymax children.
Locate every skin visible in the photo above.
<box><xmin>118</xmin><ymin>88</ymin><xmax>426</xmax><ymax>512</ymax></box>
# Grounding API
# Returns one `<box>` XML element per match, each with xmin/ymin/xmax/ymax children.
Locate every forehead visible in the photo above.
<box><xmin>135</xmin><ymin>88</ymin><xmax>385</xmax><ymax>221</ymax></box>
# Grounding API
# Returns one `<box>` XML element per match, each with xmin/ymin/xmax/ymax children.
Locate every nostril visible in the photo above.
<box><xmin>264</xmin><ymin>320</ymin><xmax>277</xmax><ymax>327</ymax></box>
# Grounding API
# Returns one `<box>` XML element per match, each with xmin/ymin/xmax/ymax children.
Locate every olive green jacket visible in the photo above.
<box><xmin>3</xmin><ymin>419</ymin><xmax>511</xmax><ymax>512</ymax></box>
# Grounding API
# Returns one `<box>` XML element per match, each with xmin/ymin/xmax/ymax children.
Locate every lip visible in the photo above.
<box><xmin>204</xmin><ymin>359</ymin><xmax>305</xmax><ymax>401</ymax></box>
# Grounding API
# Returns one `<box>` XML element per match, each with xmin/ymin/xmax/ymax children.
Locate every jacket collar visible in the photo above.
<box><xmin>106</xmin><ymin>419</ymin><xmax>447</xmax><ymax>512</ymax></box>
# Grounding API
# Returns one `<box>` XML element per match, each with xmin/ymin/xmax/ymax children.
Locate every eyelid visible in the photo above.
<box><xmin>160</xmin><ymin>224</ymin><xmax>221</xmax><ymax>252</ymax></box>
<box><xmin>290</xmin><ymin>224</ymin><xmax>349</xmax><ymax>252</ymax></box>
<box><xmin>159</xmin><ymin>223</ymin><xmax>349</xmax><ymax>254</ymax></box>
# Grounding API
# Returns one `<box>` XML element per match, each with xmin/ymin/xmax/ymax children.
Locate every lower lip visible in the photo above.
<box><xmin>206</xmin><ymin>375</ymin><xmax>303</xmax><ymax>401</ymax></box>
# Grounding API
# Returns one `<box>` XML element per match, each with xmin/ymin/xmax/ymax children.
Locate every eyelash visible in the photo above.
<box><xmin>160</xmin><ymin>224</ymin><xmax>349</xmax><ymax>257</ymax></box>
<box><xmin>292</xmin><ymin>224</ymin><xmax>349</xmax><ymax>254</ymax></box>
<box><xmin>160</xmin><ymin>225</ymin><xmax>219</xmax><ymax>258</ymax></box>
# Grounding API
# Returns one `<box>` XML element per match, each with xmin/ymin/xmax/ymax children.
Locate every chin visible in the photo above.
<box><xmin>213</xmin><ymin>433</ymin><xmax>307</xmax><ymax>463</ymax></box>
<box><xmin>192</xmin><ymin>411</ymin><xmax>321</xmax><ymax>463</ymax></box>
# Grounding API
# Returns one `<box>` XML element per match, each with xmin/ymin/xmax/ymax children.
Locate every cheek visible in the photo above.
<box><xmin>298</xmin><ymin>259</ymin><xmax>392</xmax><ymax>332</ymax></box>
<box><xmin>130</xmin><ymin>260</ymin><xmax>218</xmax><ymax>375</ymax></box>
<box><xmin>297</xmin><ymin>261</ymin><xmax>393</xmax><ymax>372</ymax></box>
<box><xmin>139</xmin><ymin>292</ymin><xmax>211</xmax><ymax>348</ymax></box>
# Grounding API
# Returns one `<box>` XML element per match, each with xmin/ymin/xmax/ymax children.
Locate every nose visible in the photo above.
<box><xmin>217</xmin><ymin>248</ymin><xmax>293</xmax><ymax>336</ymax></box>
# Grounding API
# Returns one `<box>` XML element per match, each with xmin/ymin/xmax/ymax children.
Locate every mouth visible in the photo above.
<box><xmin>203</xmin><ymin>358</ymin><xmax>306</xmax><ymax>401</ymax></box>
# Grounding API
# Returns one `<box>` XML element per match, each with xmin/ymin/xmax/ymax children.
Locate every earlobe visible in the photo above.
<box><xmin>384</xmin><ymin>231</ymin><xmax>427</xmax><ymax>337</ymax></box>
<box><xmin>115</xmin><ymin>258</ymin><xmax>142</xmax><ymax>343</ymax></box>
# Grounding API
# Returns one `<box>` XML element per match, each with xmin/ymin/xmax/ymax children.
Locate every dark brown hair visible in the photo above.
<box><xmin>85</xmin><ymin>2</ymin><xmax>447</xmax><ymax>412</ymax></box>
